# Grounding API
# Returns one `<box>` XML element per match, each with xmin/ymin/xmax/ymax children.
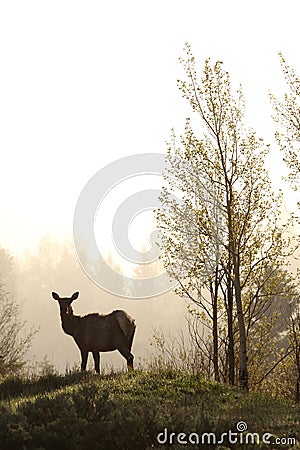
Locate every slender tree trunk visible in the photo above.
<box><xmin>227</xmin><ymin>272</ymin><xmax>235</xmax><ymax>385</ymax></box>
<box><xmin>295</xmin><ymin>345</ymin><xmax>300</xmax><ymax>403</ymax></box>
<box><xmin>211</xmin><ymin>268</ymin><xmax>220</xmax><ymax>382</ymax></box>
<box><xmin>232</xmin><ymin>252</ymin><xmax>249</xmax><ymax>391</ymax></box>
<box><xmin>225</xmin><ymin>180</ymin><xmax>249</xmax><ymax>391</ymax></box>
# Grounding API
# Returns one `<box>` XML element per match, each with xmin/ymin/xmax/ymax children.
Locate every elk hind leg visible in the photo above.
<box><xmin>118</xmin><ymin>346</ymin><xmax>134</xmax><ymax>371</ymax></box>
<box><xmin>126</xmin><ymin>326</ymin><xmax>136</xmax><ymax>352</ymax></box>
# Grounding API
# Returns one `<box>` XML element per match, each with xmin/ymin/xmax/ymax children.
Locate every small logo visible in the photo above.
<box><xmin>236</xmin><ymin>421</ymin><xmax>248</xmax><ymax>432</ymax></box>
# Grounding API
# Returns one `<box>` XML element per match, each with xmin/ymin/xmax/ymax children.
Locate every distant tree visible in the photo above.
<box><xmin>157</xmin><ymin>43</ymin><xmax>294</xmax><ymax>391</ymax></box>
<box><xmin>0</xmin><ymin>281</ymin><xmax>37</xmax><ymax>373</ymax></box>
<box><xmin>271</xmin><ymin>52</ymin><xmax>300</xmax><ymax>192</ymax></box>
<box><xmin>0</xmin><ymin>247</ymin><xmax>18</xmax><ymax>293</ymax></box>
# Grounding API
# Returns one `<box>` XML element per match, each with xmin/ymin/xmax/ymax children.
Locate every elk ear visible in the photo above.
<box><xmin>71</xmin><ymin>292</ymin><xmax>79</xmax><ymax>300</ymax></box>
<box><xmin>52</xmin><ymin>292</ymin><xmax>60</xmax><ymax>300</ymax></box>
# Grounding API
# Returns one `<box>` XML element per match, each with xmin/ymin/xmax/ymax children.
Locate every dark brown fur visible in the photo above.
<box><xmin>52</xmin><ymin>291</ymin><xmax>136</xmax><ymax>372</ymax></box>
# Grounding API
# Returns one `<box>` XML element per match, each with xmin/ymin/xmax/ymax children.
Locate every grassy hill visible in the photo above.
<box><xmin>0</xmin><ymin>369</ymin><xmax>299</xmax><ymax>449</ymax></box>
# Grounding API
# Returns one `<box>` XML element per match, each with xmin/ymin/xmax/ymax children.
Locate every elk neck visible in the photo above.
<box><xmin>60</xmin><ymin>305</ymin><xmax>81</xmax><ymax>336</ymax></box>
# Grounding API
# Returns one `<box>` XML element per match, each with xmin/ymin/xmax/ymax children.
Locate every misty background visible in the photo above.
<box><xmin>0</xmin><ymin>238</ymin><xmax>190</xmax><ymax>372</ymax></box>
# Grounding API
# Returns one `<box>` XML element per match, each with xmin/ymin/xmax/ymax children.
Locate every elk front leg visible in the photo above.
<box><xmin>92</xmin><ymin>351</ymin><xmax>100</xmax><ymax>374</ymax></box>
<box><xmin>80</xmin><ymin>349</ymin><xmax>88</xmax><ymax>371</ymax></box>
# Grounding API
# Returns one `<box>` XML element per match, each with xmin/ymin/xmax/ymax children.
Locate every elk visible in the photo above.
<box><xmin>52</xmin><ymin>291</ymin><xmax>136</xmax><ymax>372</ymax></box>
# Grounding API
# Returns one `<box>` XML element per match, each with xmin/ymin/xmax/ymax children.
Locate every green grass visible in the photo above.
<box><xmin>0</xmin><ymin>369</ymin><xmax>299</xmax><ymax>449</ymax></box>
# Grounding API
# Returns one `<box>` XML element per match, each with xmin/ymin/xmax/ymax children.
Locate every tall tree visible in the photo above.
<box><xmin>271</xmin><ymin>53</ymin><xmax>300</xmax><ymax>401</ymax></box>
<box><xmin>158</xmin><ymin>44</ymin><xmax>291</xmax><ymax>390</ymax></box>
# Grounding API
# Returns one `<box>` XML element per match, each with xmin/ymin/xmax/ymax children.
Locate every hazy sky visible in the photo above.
<box><xmin>0</xmin><ymin>1</ymin><xmax>299</xmax><ymax>256</ymax></box>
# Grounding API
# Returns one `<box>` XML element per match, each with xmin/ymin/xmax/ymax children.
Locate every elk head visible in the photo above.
<box><xmin>52</xmin><ymin>291</ymin><xmax>79</xmax><ymax>314</ymax></box>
